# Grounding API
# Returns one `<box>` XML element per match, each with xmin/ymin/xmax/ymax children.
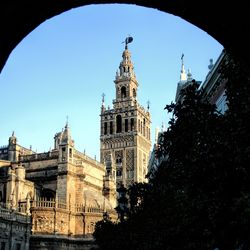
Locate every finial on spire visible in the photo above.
<box><xmin>147</xmin><ymin>100</ymin><xmax>150</xmax><ymax>110</ymax></box>
<box><xmin>102</xmin><ymin>93</ymin><xmax>105</xmax><ymax>105</ymax></box>
<box><xmin>12</xmin><ymin>131</ymin><xmax>15</xmax><ymax>137</ymax></box>
<box><xmin>65</xmin><ymin>115</ymin><xmax>69</xmax><ymax>128</ymax></box>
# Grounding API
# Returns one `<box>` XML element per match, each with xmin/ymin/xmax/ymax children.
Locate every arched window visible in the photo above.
<box><xmin>116</xmin><ymin>115</ymin><xmax>122</xmax><ymax>133</ymax></box>
<box><xmin>110</xmin><ymin>121</ymin><xmax>113</xmax><ymax>134</ymax></box>
<box><xmin>130</xmin><ymin>118</ymin><xmax>134</xmax><ymax>131</ymax></box>
<box><xmin>125</xmin><ymin>119</ymin><xmax>128</xmax><ymax>132</ymax></box>
<box><xmin>116</xmin><ymin>157</ymin><xmax>122</xmax><ymax>163</ymax></box>
<box><xmin>133</xmin><ymin>88</ymin><xmax>136</xmax><ymax>97</ymax></box>
<box><xmin>104</xmin><ymin>122</ymin><xmax>107</xmax><ymax>135</ymax></box>
<box><xmin>121</xmin><ymin>86</ymin><xmax>126</xmax><ymax>98</ymax></box>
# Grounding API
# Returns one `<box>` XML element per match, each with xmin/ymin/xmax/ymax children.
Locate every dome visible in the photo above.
<box><xmin>83</xmin><ymin>190</ymin><xmax>113</xmax><ymax>210</ymax></box>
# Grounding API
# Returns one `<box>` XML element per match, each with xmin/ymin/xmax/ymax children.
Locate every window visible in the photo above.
<box><xmin>116</xmin><ymin>170</ymin><xmax>122</xmax><ymax>176</ymax></box>
<box><xmin>130</xmin><ymin>118</ymin><xmax>134</xmax><ymax>131</ymax></box>
<box><xmin>110</xmin><ymin>121</ymin><xmax>113</xmax><ymax>134</ymax></box>
<box><xmin>121</xmin><ymin>86</ymin><xmax>126</xmax><ymax>98</ymax></box>
<box><xmin>133</xmin><ymin>88</ymin><xmax>136</xmax><ymax>97</ymax></box>
<box><xmin>116</xmin><ymin>115</ymin><xmax>122</xmax><ymax>133</ymax></box>
<box><xmin>1</xmin><ymin>242</ymin><xmax>6</xmax><ymax>250</ymax></box>
<box><xmin>104</xmin><ymin>122</ymin><xmax>107</xmax><ymax>135</ymax></box>
<box><xmin>116</xmin><ymin>158</ymin><xmax>122</xmax><ymax>163</ymax></box>
<box><xmin>216</xmin><ymin>91</ymin><xmax>228</xmax><ymax>114</ymax></box>
<box><xmin>125</xmin><ymin>119</ymin><xmax>128</xmax><ymax>132</ymax></box>
<box><xmin>15</xmin><ymin>243</ymin><xmax>21</xmax><ymax>250</ymax></box>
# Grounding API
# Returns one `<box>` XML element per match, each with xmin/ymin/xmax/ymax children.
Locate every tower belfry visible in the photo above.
<box><xmin>100</xmin><ymin>37</ymin><xmax>151</xmax><ymax>187</ymax></box>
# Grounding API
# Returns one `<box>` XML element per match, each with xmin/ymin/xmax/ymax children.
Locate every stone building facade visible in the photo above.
<box><xmin>201</xmin><ymin>49</ymin><xmax>228</xmax><ymax>114</ymax></box>
<box><xmin>0</xmin><ymin>124</ymin><xmax>117</xmax><ymax>249</ymax></box>
<box><xmin>100</xmin><ymin>41</ymin><xmax>151</xmax><ymax>188</ymax></box>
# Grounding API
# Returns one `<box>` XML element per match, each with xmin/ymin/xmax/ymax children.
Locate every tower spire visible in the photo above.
<box><xmin>66</xmin><ymin>115</ymin><xmax>69</xmax><ymax>128</ymax></box>
<box><xmin>117</xmin><ymin>36</ymin><xmax>136</xmax><ymax>80</ymax></box>
<box><xmin>101</xmin><ymin>93</ymin><xmax>106</xmax><ymax>113</ymax></box>
<box><xmin>180</xmin><ymin>53</ymin><xmax>187</xmax><ymax>81</ymax></box>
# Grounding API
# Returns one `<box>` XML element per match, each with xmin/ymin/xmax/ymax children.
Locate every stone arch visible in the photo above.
<box><xmin>0</xmin><ymin>2</ymin><xmax>249</xmax><ymax>73</ymax></box>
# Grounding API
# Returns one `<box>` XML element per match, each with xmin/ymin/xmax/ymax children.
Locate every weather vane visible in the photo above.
<box><xmin>123</xmin><ymin>36</ymin><xmax>133</xmax><ymax>49</ymax></box>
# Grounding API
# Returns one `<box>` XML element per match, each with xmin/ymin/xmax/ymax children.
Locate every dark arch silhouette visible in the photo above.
<box><xmin>0</xmin><ymin>1</ymin><xmax>250</xmax><ymax>73</ymax></box>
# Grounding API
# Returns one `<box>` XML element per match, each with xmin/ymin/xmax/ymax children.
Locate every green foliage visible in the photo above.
<box><xmin>94</xmin><ymin>53</ymin><xmax>250</xmax><ymax>249</ymax></box>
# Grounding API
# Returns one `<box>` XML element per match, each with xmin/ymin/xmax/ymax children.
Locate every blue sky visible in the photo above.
<box><xmin>0</xmin><ymin>4</ymin><xmax>223</xmax><ymax>160</ymax></box>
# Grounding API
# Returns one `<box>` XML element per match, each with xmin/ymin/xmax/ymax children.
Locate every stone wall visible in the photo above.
<box><xmin>0</xmin><ymin>205</ymin><xmax>31</xmax><ymax>250</ymax></box>
<box><xmin>30</xmin><ymin>235</ymin><xmax>97</xmax><ymax>250</ymax></box>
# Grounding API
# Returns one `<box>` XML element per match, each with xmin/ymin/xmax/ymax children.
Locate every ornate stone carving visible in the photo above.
<box><xmin>126</xmin><ymin>149</ymin><xmax>134</xmax><ymax>171</ymax></box>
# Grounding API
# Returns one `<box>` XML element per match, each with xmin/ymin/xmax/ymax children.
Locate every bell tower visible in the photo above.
<box><xmin>100</xmin><ymin>37</ymin><xmax>151</xmax><ymax>188</ymax></box>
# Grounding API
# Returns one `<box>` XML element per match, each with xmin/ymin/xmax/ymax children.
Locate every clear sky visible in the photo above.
<box><xmin>0</xmin><ymin>4</ymin><xmax>223</xmax><ymax>160</ymax></box>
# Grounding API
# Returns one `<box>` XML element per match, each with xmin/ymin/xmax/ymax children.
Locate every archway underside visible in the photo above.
<box><xmin>0</xmin><ymin>1</ymin><xmax>249</xmax><ymax>72</ymax></box>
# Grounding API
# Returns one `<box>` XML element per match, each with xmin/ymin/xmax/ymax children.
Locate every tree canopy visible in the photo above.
<box><xmin>94</xmin><ymin>53</ymin><xmax>250</xmax><ymax>250</ymax></box>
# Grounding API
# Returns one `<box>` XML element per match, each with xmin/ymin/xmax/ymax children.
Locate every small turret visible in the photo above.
<box><xmin>187</xmin><ymin>69</ymin><xmax>193</xmax><ymax>82</ymax></box>
<box><xmin>101</xmin><ymin>93</ymin><xmax>106</xmax><ymax>113</ymax></box>
<box><xmin>8</xmin><ymin>131</ymin><xmax>18</xmax><ymax>162</ymax></box>
<box><xmin>9</xmin><ymin>131</ymin><xmax>17</xmax><ymax>145</ymax></box>
<box><xmin>61</xmin><ymin>121</ymin><xmax>74</xmax><ymax>146</ymax></box>
<box><xmin>59</xmin><ymin>120</ymin><xmax>74</xmax><ymax>163</ymax></box>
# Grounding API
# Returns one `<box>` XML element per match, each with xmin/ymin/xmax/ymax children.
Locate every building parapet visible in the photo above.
<box><xmin>0</xmin><ymin>204</ymin><xmax>31</xmax><ymax>223</ymax></box>
<box><xmin>29</xmin><ymin>198</ymin><xmax>116</xmax><ymax>216</ymax></box>
<box><xmin>19</xmin><ymin>150</ymin><xmax>59</xmax><ymax>162</ymax></box>
<box><xmin>74</xmin><ymin>149</ymin><xmax>103</xmax><ymax>169</ymax></box>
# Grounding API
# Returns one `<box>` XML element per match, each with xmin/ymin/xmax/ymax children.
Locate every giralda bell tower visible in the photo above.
<box><xmin>100</xmin><ymin>37</ymin><xmax>151</xmax><ymax>188</ymax></box>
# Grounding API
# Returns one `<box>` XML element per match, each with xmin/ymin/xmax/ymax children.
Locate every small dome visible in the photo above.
<box><xmin>83</xmin><ymin>190</ymin><xmax>113</xmax><ymax>210</ymax></box>
<box><xmin>60</xmin><ymin>123</ymin><xmax>74</xmax><ymax>146</ymax></box>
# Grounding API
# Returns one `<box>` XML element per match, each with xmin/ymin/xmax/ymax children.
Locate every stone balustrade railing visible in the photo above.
<box><xmin>0</xmin><ymin>205</ymin><xmax>31</xmax><ymax>223</ymax></box>
<box><xmin>19</xmin><ymin>150</ymin><xmax>59</xmax><ymax>162</ymax></box>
